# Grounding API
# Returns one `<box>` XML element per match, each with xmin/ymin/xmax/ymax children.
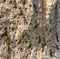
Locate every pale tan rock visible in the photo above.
<box><xmin>0</xmin><ymin>0</ymin><xmax>59</xmax><ymax>59</ymax></box>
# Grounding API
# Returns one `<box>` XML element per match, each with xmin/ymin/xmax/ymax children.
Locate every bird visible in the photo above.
<box><xmin>52</xmin><ymin>43</ymin><xmax>60</xmax><ymax>50</ymax></box>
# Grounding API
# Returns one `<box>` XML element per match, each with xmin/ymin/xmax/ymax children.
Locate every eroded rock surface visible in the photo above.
<box><xmin>0</xmin><ymin>0</ymin><xmax>60</xmax><ymax>59</ymax></box>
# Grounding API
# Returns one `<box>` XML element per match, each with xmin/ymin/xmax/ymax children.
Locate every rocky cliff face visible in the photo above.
<box><xmin>0</xmin><ymin>0</ymin><xmax>60</xmax><ymax>59</ymax></box>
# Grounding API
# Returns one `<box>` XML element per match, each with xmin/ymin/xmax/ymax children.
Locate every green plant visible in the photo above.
<box><xmin>1</xmin><ymin>29</ymin><xmax>7</xmax><ymax>37</ymax></box>
<box><xmin>4</xmin><ymin>0</ymin><xmax>6</xmax><ymax>2</ymax></box>
<box><xmin>46</xmin><ymin>28</ymin><xmax>48</xmax><ymax>31</ymax></box>
<box><xmin>7</xmin><ymin>45</ymin><xmax>11</xmax><ymax>54</ymax></box>
<box><xmin>33</xmin><ymin>4</ymin><xmax>37</xmax><ymax>12</ymax></box>
<box><xmin>49</xmin><ymin>49</ymin><xmax>54</xmax><ymax>57</ymax></box>
<box><xmin>9</xmin><ymin>1</ymin><xmax>12</xmax><ymax>3</ymax></box>
<box><xmin>49</xmin><ymin>29</ymin><xmax>51</xmax><ymax>32</ymax></box>
<box><xmin>56</xmin><ymin>33</ymin><xmax>59</xmax><ymax>42</ymax></box>
<box><xmin>5</xmin><ymin>37</ymin><xmax>11</xmax><ymax>45</ymax></box>
<box><xmin>22</xmin><ymin>30</ymin><xmax>27</xmax><ymax>37</ymax></box>
<box><xmin>42</xmin><ymin>38</ymin><xmax>46</xmax><ymax>52</ymax></box>
<box><xmin>49</xmin><ymin>19</ymin><xmax>52</xmax><ymax>24</ymax></box>
<box><xmin>4</xmin><ymin>30</ymin><xmax>7</xmax><ymax>36</ymax></box>
<box><xmin>13</xmin><ymin>0</ymin><xmax>17</xmax><ymax>8</ymax></box>
<box><xmin>42</xmin><ymin>43</ymin><xmax>45</xmax><ymax>52</ymax></box>
<box><xmin>18</xmin><ymin>9</ymin><xmax>23</xmax><ymax>16</ymax></box>
<box><xmin>24</xmin><ymin>39</ymin><xmax>27</xmax><ymax>43</ymax></box>
<box><xmin>43</xmin><ymin>38</ymin><xmax>46</xmax><ymax>46</ymax></box>
<box><xmin>34</xmin><ymin>23</ymin><xmax>39</xmax><ymax>28</ymax></box>
<box><xmin>18</xmin><ymin>38</ymin><xmax>22</xmax><ymax>44</ymax></box>
<box><xmin>37</xmin><ymin>36</ymin><xmax>41</xmax><ymax>43</ymax></box>
<box><xmin>21</xmin><ymin>0</ymin><xmax>26</xmax><ymax>4</ymax></box>
<box><xmin>24</xmin><ymin>18</ymin><xmax>28</xmax><ymax>24</ymax></box>
<box><xmin>27</xmin><ymin>42</ymin><xmax>31</xmax><ymax>48</ymax></box>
